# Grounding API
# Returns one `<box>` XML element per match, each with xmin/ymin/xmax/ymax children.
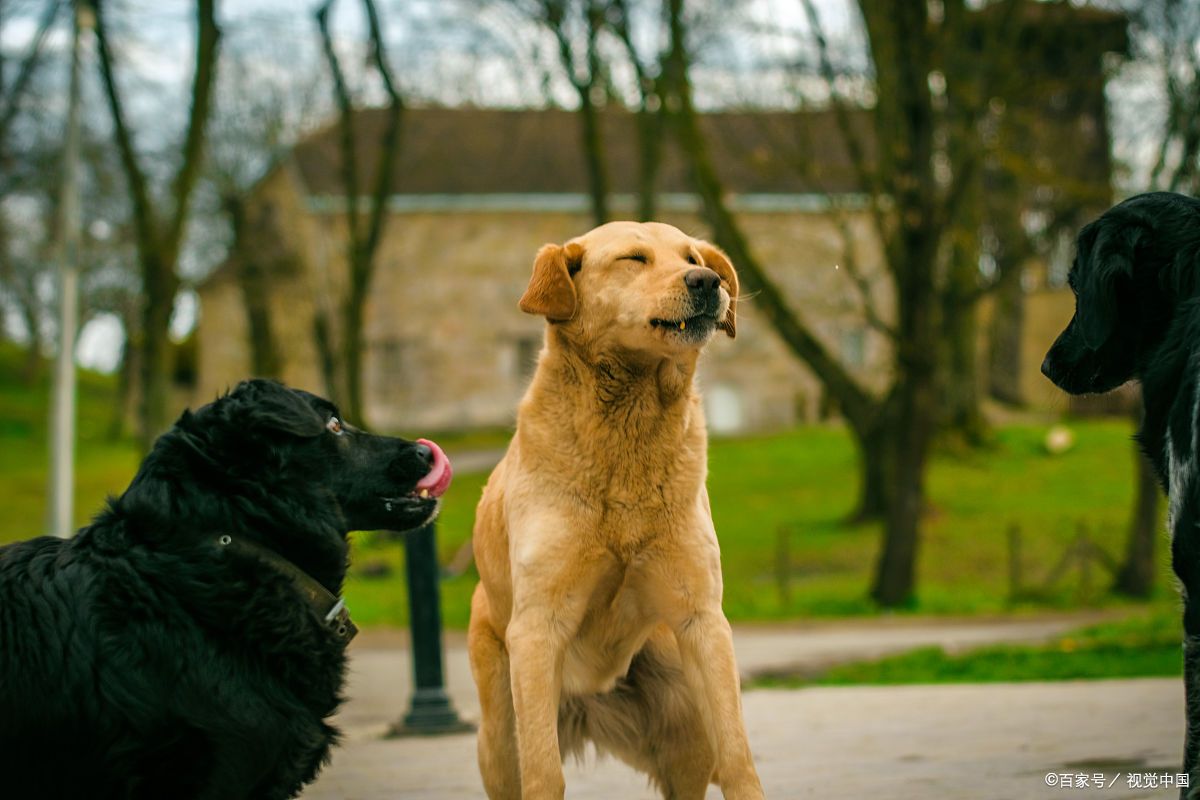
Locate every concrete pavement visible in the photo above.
<box><xmin>302</xmin><ymin>613</ymin><xmax>1180</xmax><ymax>799</ymax></box>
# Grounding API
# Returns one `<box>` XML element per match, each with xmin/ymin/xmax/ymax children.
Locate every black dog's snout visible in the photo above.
<box><xmin>684</xmin><ymin>268</ymin><xmax>721</xmax><ymax>293</ymax></box>
<box><xmin>414</xmin><ymin>443</ymin><xmax>434</xmax><ymax>466</ymax></box>
<box><xmin>1041</xmin><ymin>354</ymin><xmax>1053</xmax><ymax>378</ymax></box>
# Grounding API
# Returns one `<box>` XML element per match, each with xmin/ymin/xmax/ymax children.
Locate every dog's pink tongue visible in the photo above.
<box><xmin>415</xmin><ymin>439</ymin><xmax>453</xmax><ymax>497</ymax></box>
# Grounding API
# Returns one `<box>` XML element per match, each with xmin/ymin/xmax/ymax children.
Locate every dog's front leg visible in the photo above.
<box><xmin>1176</xmin><ymin>511</ymin><xmax>1200</xmax><ymax>800</ymax></box>
<box><xmin>1184</xmin><ymin>628</ymin><xmax>1200</xmax><ymax>800</ymax></box>
<box><xmin>506</xmin><ymin>608</ymin><xmax>569</xmax><ymax>798</ymax></box>
<box><xmin>506</xmin><ymin>536</ymin><xmax>609</xmax><ymax>799</ymax></box>
<box><xmin>675</xmin><ymin>609</ymin><xmax>764</xmax><ymax>800</ymax></box>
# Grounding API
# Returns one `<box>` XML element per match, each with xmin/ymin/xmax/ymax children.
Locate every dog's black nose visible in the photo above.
<box><xmin>414</xmin><ymin>442</ymin><xmax>434</xmax><ymax>466</ymax></box>
<box><xmin>684</xmin><ymin>268</ymin><xmax>721</xmax><ymax>293</ymax></box>
<box><xmin>1040</xmin><ymin>354</ymin><xmax>1053</xmax><ymax>378</ymax></box>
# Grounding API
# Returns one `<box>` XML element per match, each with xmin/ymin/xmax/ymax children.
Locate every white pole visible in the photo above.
<box><xmin>47</xmin><ymin>1</ymin><xmax>91</xmax><ymax>539</ymax></box>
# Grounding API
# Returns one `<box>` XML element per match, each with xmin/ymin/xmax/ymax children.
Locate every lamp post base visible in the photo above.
<box><xmin>388</xmin><ymin>688</ymin><xmax>475</xmax><ymax>738</ymax></box>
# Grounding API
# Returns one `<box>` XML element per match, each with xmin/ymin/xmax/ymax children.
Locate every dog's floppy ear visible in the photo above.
<box><xmin>229</xmin><ymin>379</ymin><xmax>325</xmax><ymax>437</ymax></box>
<box><xmin>1076</xmin><ymin>223</ymin><xmax>1140</xmax><ymax>349</ymax></box>
<box><xmin>697</xmin><ymin>242</ymin><xmax>739</xmax><ymax>339</ymax></box>
<box><xmin>520</xmin><ymin>242</ymin><xmax>583</xmax><ymax>322</ymax></box>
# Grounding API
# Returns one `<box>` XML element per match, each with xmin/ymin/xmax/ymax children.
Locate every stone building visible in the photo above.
<box><xmin>195</xmin><ymin>6</ymin><xmax>1126</xmax><ymax>433</ymax></box>
<box><xmin>196</xmin><ymin>107</ymin><xmax>903</xmax><ymax>433</ymax></box>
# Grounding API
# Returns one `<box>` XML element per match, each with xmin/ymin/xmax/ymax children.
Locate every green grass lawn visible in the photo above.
<box><xmin>752</xmin><ymin>605</ymin><xmax>1183</xmax><ymax>688</ymax></box>
<box><xmin>0</xmin><ymin>343</ymin><xmax>1177</xmax><ymax>638</ymax></box>
<box><xmin>340</xmin><ymin>418</ymin><xmax>1178</xmax><ymax>631</ymax></box>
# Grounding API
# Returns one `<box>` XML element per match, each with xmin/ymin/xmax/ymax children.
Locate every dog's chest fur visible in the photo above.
<box><xmin>1141</xmin><ymin>335</ymin><xmax>1200</xmax><ymax>538</ymax></box>
<box><xmin>1137</xmin><ymin>326</ymin><xmax>1200</xmax><ymax>602</ymax></box>
<box><xmin>558</xmin><ymin>557</ymin><xmax>659</xmax><ymax>694</ymax></box>
<box><xmin>512</xmin><ymin>356</ymin><xmax>713</xmax><ymax>694</ymax></box>
<box><xmin>1168</xmin><ymin>423</ymin><xmax>1196</xmax><ymax>537</ymax></box>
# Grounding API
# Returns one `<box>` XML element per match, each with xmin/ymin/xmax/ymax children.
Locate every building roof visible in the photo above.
<box><xmin>284</xmin><ymin>3</ymin><xmax>1126</xmax><ymax>203</ymax></box>
<box><xmin>291</xmin><ymin>106</ymin><xmax>878</xmax><ymax>198</ymax></box>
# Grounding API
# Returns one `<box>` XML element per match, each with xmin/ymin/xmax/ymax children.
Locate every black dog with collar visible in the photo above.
<box><xmin>0</xmin><ymin>379</ymin><xmax>447</xmax><ymax>800</ymax></box>
<box><xmin>1043</xmin><ymin>191</ymin><xmax>1200</xmax><ymax>799</ymax></box>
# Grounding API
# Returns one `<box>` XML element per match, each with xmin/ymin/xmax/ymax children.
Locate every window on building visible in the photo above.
<box><xmin>841</xmin><ymin>328</ymin><xmax>866</xmax><ymax>369</ymax></box>
<box><xmin>515</xmin><ymin>335</ymin><xmax>540</xmax><ymax>383</ymax></box>
<box><xmin>371</xmin><ymin>338</ymin><xmax>416</xmax><ymax>400</ymax></box>
<box><xmin>706</xmin><ymin>383</ymin><xmax>745</xmax><ymax>435</ymax></box>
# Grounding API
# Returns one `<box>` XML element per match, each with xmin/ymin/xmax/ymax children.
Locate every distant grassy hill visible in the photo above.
<box><xmin>0</xmin><ymin>342</ymin><xmax>140</xmax><ymax>540</ymax></box>
<box><xmin>0</xmin><ymin>340</ymin><xmax>1176</xmax><ymax>635</ymax></box>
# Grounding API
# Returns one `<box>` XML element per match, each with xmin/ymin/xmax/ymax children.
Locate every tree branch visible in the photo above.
<box><xmin>358</xmin><ymin>0</ymin><xmax>404</xmax><ymax>280</ymax></box>
<box><xmin>607</xmin><ymin>0</ymin><xmax>665</xmax><ymax>220</ymax></box>
<box><xmin>831</xmin><ymin>211</ymin><xmax>897</xmax><ymax>339</ymax></box>
<box><xmin>535</xmin><ymin>0</ymin><xmax>609</xmax><ymax>223</ymax></box>
<box><xmin>93</xmin><ymin>0</ymin><xmax>158</xmax><ymax>259</ymax></box>
<box><xmin>663</xmin><ymin>0</ymin><xmax>878</xmax><ymax>431</ymax></box>
<box><xmin>1167</xmin><ymin>17</ymin><xmax>1200</xmax><ymax>193</ymax></box>
<box><xmin>935</xmin><ymin>0</ymin><xmax>1022</xmax><ymax>234</ymax></box>
<box><xmin>163</xmin><ymin>0</ymin><xmax>220</xmax><ymax>266</ymax></box>
<box><xmin>0</xmin><ymin>0</ymin><xmax>63</xmax><ymax>143</ymax></box>
<box><xmin>316</xmin><ymin>0</ymin><xmax>362</xmax><ymax>257</ymax></box>
<box><xmin>797</xmin><ymin>0</ymin><xmax>888</xmax><ymax>243</ymax></box>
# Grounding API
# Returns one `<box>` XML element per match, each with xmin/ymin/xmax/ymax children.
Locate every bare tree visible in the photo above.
<box><xmin>606</xmin><ymin>0</ymin><xmax>666</xmax><ymax>220</ymax></box>
<box><xmin>0</xmin><ymin>0</ymin><xmax>64</xmax><ymax>377</ymax></box>
<box><xmin>662</xmin><ymin>0</ymin><xmax>889</xmax><ymax>525</ymax></box>
<box><xmin>662</xmin><ymin>0</ymin><xmax>1052</xmax><ymax>605</ymax></box>
<box><xmin>506</xmin><ymin>0</ymin><xmax>613</xmax><ymax>225</ymax></box>
<box><xmin>93</xmin><ymin>0</ymin><xmax>221</xmax><ymax>451</ymax></box>
<box><xmin>1138</xmin><ymin>0</ymin><xmax>1200</xmax><ymax>194</ymax></box>
<box><xmin>205</xmin><ymin>31</ymin><xmax>322</xmax><ymax>381</ymax></box>
<box><xmin>314</xmin><ymin>0</ymin><xmax>404</xmax><ymax>425</ymax></box>
<box><xmin>0</xmin><ymin>4</ymin><xmax>137</xmax><ymax>393</ymax></box>
<box><xmin>0</xmin><ymin>0</ymin><xmax>62</xmax><ymax>145</ymax></box>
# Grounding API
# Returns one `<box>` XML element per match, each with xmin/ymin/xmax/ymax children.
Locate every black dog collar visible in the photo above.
<box><xmin>216</xmin><ymin>534</ymin><xmax>358</xmax><ymax>643</ymax></box>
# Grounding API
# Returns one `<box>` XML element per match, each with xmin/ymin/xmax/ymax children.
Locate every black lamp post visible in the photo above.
<box><xmin>389</xmin><ymin>521</ymin><xmax>473</xmax><ymax>736</ymax></box>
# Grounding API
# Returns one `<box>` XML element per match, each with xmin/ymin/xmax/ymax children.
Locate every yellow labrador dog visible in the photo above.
<box><xmin>468</xmin><ymin>221</ymin><xmax>765</xmax><ymax>799</ymax></box>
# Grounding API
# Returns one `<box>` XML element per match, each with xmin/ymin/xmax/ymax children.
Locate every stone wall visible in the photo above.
<box><xmin>194</xmin><ymin>181</ymin><xmax>1075</xmax><ymax>433</ymax></box>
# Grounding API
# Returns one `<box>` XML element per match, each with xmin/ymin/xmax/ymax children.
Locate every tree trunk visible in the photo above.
<box><xmin>987</xmin><ymin>260</ymin><xmax>1026</xmax><ymax>405</ymax></box>
<box><xmin>95</xmin><ymin>0</ymin><xmax>220</xmax><ymax>452</ymax></box>
<box><xmin>242</xmin><ymin>279</ymin><xmax>281</xmax><ymax>378</ymax></box>
<box><xmin>225</xmin><ymin>195</ymin><xmax>282</xmax><ymax>378</ymax></box>
<box><xmin>634</xmin><ymin>101</ymin><xmax>663</xmax><ymax>221</ymax></box>
<box><xmin>340</xmin><ymin>263</ymin><xmax>368</xmax><ymax>423</ymax></box>
<box><xmin>850</xmin><ymin>421</ymin><xmax>889</xmax><ymax>523</ymax></box>
<box><xmin>310</xmin><ymin>307</ymin><xmax>337</xmax><ymax>401</ymax></box>
<box><xmin>315</xmin><ymin>0</ymin><xmax>403</xmax><ymax>428</ymax></box>
<box><xmin>608</xmin><ymin>0</ymin><xmax>660</xmax><ymax>222</ymax></box>
<box><xmin>871</xmin><ymin>341</ymin><xmax>940</xmax><ymax>605</ymax></box>
<box><xmin>940</xmin><ymin>278</ymin><xmax>987</xmax><ymax>447</ymax></box>
<box><xmin>1114</xmin><ymin>396</ymin><xmax>1161</xmax><ymax>597</ymax></box>
<box><xmin>109</xmin><ymin>329</ymin><xmax>139</xmax><ymax>440</ymax></box>
<box><xmin>577</xmin><ymin>89</ymin><xmax>609</xmax><ymax>226</ymax></box>
<box><xmin>138</xmin><ymin>257</ymin><xmax>178</xmax><ymax>451</ymax></box>
<box><xmin>862</xmin><ymin>0</ymin><xmax>941</xmax><ymax>608</ymax></box>
<box><xmin>662</xmin><ymin>0</ymin><xmax>885</xmax><ymax>527</ymax></box>
<box><xmin>239</xmin><ymin>274</ymin><xmax>281</xmax><ymax>378</ymax></box>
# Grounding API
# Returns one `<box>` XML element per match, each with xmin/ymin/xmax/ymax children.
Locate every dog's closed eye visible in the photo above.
<box><xmin>621</xmin><ymin>252</ymin><xmax>649</xmax><ymax>264</ymax></box>
<box><xmin>326</xmin><ymin>417</ymin><xmax>345</xmax><ymax>435</ymax></box>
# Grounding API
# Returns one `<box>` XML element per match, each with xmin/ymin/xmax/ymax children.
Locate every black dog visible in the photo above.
<box><xmin>0</xmin><ymin>379</ymin><xmax>453</xmax><ymax>799</ymax></box>
<box><xmin>1043</xmin><ymin>191</ymin><xmax>1200</xmax><ymax>798</ymax></box>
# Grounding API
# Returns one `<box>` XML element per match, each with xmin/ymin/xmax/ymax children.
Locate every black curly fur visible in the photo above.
<box><xmin>0</xmin><ymin>379</ymin><xmax>438</xmax><ymax>800</ymax></box>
